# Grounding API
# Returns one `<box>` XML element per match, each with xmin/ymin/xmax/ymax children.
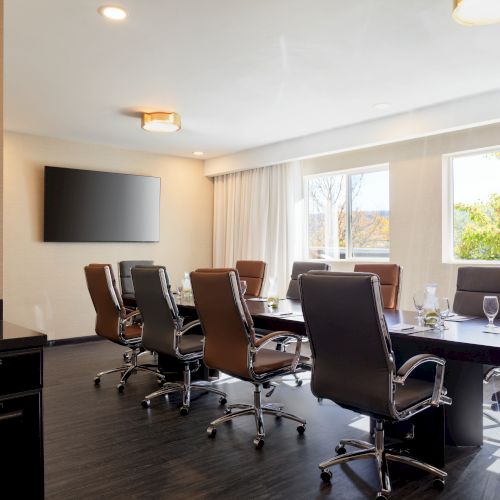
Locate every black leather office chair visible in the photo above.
<box><xmin>119</xmin><ymin>260</ymin><xmax>154</xmax><ymax>307</ymax></box>
<box><xmin>453</xmin><ymin>266</ymin><xmax>500</xmax><ymax>416</ymax></box>
<box><xmin>132</xmin><ymin>266</ymin><xmax>226</xmax><ymax>415</ymax></box>
<box><xmin>300</xmin><ymin>271</ymin><xmax>451</xmax><ymax>499</ymax></box>
<box><xmin>286</xmin><ymin>261</ymin><xmax>330</xmax><ymax>300</ymax></box>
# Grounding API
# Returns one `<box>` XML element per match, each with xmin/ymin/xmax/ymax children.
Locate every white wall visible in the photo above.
<box><xmin>3</xmin><ymin>132</ymin><xmax>213</xmax><ymax>340</ymax></box>
<box><xmin>302</xmin><ymin>123</ymin><xmax>500</xmax><ymax>310</ymax></box>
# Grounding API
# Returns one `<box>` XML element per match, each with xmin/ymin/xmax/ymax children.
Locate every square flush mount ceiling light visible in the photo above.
<box><xmin>141</xmin><ymin>112</ymin><xmax>181</xmax><ymax>133</ymax></box>
<box><xmin>453</xmin><ymin>0</ymin><xmax>500</xmax><ymax>25</ymax></box>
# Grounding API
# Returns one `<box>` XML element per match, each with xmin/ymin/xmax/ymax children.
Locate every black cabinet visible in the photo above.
<box><xmin>0</xmin><ymin>345</ymin><xmax>45</xmax><ymax>499</ymax></box>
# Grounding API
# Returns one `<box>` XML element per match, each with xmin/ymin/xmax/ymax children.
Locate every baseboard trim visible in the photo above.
<box><xmin>47</xmin><ymin>336</ymin><xmax>105</xmax><ymax>347</ymax></box>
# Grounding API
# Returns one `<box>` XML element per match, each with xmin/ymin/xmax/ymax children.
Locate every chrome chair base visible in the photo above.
<box><xmin>207</xmin><ymin>383</ymin><xmax>306</xmax><ymax>448</ymax></box>
<box><xmin>94</xmin><ymin>347</ymin><xmax>164</xmax><ymax>392</ymax></box>
<box><xmin>141</xmin><ymin>364</ymin><xmax>227</xmax><ymax>415</ymax></box>
<box><xmin>319</xmin><ymin>420</ymin><xmax>446</xmax><ymax>499</ymax></box>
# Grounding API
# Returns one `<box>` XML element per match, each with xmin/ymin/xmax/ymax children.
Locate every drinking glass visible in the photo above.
<box><xmin>438</xmin><ymin>297</ymin><xmax>450</xmax><ymax>330</ymax></box>
<box><xmin>240</xmin><ymin>280</ymin><xmax>248</xmax><ymax>296</ymax></box>
<box><xmin>177</xmin><ymin>283</ymin><xmax>184</xmax><ymax>298</ymax></box>
<box><xmin>413</xmin><ymin>290</ymin><xmax>425</xmax><ymax>321</ymax></box>
<box><xmin>483</xmin><ymin>296</ymin><xmax>499</xmax><ymax>328</ymax></box>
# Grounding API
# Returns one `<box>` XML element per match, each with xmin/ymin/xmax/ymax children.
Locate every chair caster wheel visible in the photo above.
<box><xmin>179</xmin><ymin>406</ymin><xmax>189</xmax><ymax>416</ymax></box>
<box><xmin>117</xmin><ymin>383</ymin><xmax>125</xmax><ymax>392</ymax></box>
<box><xmin>297</xmin><ymin>424</ymin><xmax>306</xmax><ymax>435</ymax></box>
<box><xmin>320</xmin><ymin>470</ymin><xmax>332</xmax><ymax>483</ymax></box>
<box><xmin>253</xmin><ymin>437</ymin><xmax>265</xmax><ymax>449</ymax></box>
<box><xmin>433</xmin><ymin>478</ymin><xmax>445</xmax><ymax>490</ymax></box>
<box><xmin>224</xmin><ymin>408</ymin><xmax>232</xmax><ymax>415</ymax></box>
<box><xmin>207</xmin><ymin>426</ymin><xmax>216</xmax><ymax>438</ymax></box>
<box><xmin>157</xmin><ymin>378</ymin><xmax>164</xmax><ymax>387</ymax></box>
<box><xmin>317</xmin><ymin>397</ymin><xmax>323</xmax><ymax>403</ymax></box>
<box><xmin>296</xmin><ymin>379</ymin><xmax>303</xmax><ymax>387</ymax></box>
<box><xmin>335</xmin><ymin>444</ymin><xmax>346</xmax><ymax>455</ymax></box>
<box><xmin>141</xmin><ymin>399</ymin><xmax>150</xmax><ymax>408</ymax></box>
<box><xmin>219</xmin><ymin>396</ymin><xmax>227</xmax><ymax>405</ymax></box>
<box><xmin>491</xmin><ymin>402</ymin><xmax>500</xmax><ymax>412</ymax></box>
<box><xmin>94</xmin><ymin>377</ymin><xmax>100</xmax><ymax>385</ymax></box>
<box><xmin>376</xmin><ymin>494</ymin><xmax>388</xmax><ymax>500</ymax></box>
<box><xmin>123</xmin><ymin>353</ymin><xmax>129</xmax><ymax>361</ymax></box>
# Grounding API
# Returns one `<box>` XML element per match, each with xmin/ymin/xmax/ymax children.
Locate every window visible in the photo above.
<box><xmin>305</xmin><ymin>166</ymin><xmax>390</xmax><ymax>260</ymax></box>
<box><xmin>445</xmin><ymin>149</ymin><xmax>500</xmax><ymax>262</ymax></box>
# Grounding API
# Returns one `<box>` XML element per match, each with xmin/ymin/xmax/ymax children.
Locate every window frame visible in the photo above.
<box><xmin>442</xmin><ymin>145</ymin><xmax>500</xmax><ymax>265</ymax></box>
<box><xmin>304</xmin><ymin>163</ymin><xmax>390</xmax><ymax>263</ymax></box>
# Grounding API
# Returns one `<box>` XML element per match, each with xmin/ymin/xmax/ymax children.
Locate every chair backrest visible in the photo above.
<box><xmin>119</xmin><ymin>260</ymin><xmax>154</xmax><ymax>299</ymax></box>
<box><xmin>286</xmin><ymin>261</ymin><xmax>331</xmax><ymax>299</ymax></box>
<box><xmin>300</xmin><ymin>271</ymin><xmax>396</xmax><ymax>419</ymax></box>
<box><xmin>353</xmin><ymin>264</ymin><xmax>402</xmax><ymax>309</ymax></box>
<box><xmin>84</xmin><ymin>264</ymin><xmax>124</xmax><ymax>342</ymax></box>
<box><xmin>191</xmin><ymin>268</ymin><xmax>254</xmax><ymax>379</ymax></box>
<box><xmin>235</xmin><ymin>260</ymin><xmax>267</xmax><ymax>297</ymax></box>
<box><xmin>453</xmin><ymin>266</ymin><xmax>500</xmax><ymax>316</ymax></box>
<box><xmin>131</xmin><ymin>266</ymin><xmax>179</xmax><ymax>357</ymax></box>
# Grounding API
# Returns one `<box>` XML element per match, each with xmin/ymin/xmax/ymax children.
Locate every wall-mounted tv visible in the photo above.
<box><xmin>44</xmin><ymin>166</ymin><xmax>160</xmax><ymax>242</ymax></box>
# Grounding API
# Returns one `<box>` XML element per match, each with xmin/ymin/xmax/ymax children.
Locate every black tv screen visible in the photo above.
<box><xmin>44</xmin><ymin>166</ymin><xmax>160</xmax><ymax>242</ymax></box>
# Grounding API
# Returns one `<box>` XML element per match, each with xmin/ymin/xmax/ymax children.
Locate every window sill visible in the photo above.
<box><xmin>443</xmin><ymin>259</ymin><xmax>500</xmax><ymax>265</ymax></box>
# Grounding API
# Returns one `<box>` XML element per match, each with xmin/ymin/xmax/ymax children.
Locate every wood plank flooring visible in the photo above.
<box><xmin>44</xmin><ymin>342</ymin><xmax>500</xmax><ymax>499</ymax></box>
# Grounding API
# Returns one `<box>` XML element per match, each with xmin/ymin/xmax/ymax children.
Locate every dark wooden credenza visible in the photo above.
<box><xmin>0</xmin><ymin>321</ymin><xmax>47</xmax><ymax>499</ymax></box>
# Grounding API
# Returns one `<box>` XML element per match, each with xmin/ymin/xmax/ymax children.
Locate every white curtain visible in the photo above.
<box><xmin>213</xmin><ymin>162</ymin><xmax>302</xmax><ymax>297</ymax></box>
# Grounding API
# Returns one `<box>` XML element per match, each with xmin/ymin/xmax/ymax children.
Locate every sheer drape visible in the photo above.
<box><xmin>213</xmin><ymin>162</ymin><xmax>301</xmax><ymax>296</ymax></box>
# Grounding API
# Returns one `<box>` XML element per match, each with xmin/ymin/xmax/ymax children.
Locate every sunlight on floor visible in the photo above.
<box><xmin>348</xmin><ymin>415</ymin><xmax>371</xmax><ymax>432</ymax></box>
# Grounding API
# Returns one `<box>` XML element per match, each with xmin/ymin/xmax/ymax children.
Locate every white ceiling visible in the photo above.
<box><xmin>5</xmin><ymin>0</ymin><xmax>500</xmax><ymax>159</ymax></box>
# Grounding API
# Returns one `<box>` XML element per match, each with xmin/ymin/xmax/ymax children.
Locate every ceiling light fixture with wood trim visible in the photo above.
<box><xmin>452</xmin><ymin>0</ymin><xmax>500</xmax><ymax>26</ymax></box>
<box><xmin>141</xmin><ymin>112</ymin><xmax>181</xmax><ymax>133</ymax></box>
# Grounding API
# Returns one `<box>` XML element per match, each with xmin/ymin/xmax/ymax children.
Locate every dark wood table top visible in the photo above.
<box><xmin>176</xmin><ymin>296</ymin><xmax>500</xmax><ymax>365</ymax></box>
<box><xmin>0</xmin><ymin>321</ymin><xmax>47</xmax><ymax>352</ymax></box>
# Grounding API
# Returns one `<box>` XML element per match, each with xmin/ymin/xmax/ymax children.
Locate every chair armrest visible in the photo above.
<box><xmin>253</xmin><ymin>331</ymin><xmax>304</xmax><ymax>372</ymax></box>
<box><xmin>394</xmin><ymin>354</ymin><xmax>449</xmax><ymax>406</ymax></box>
<box><xmin>123</xmin><ymin>309</ymin><xmax>141</xmax><ymax>322</ymax></box>
<box><xmin>254</xmin><ymin>331</ymin><xmax>303</xmax><ymax>349</ymax></box>
<box><xmin>484</xmin><ymin>366</ymin><xmax>500</xmax><ymax>384</ymax></box>
<box><xmin>176</xmin><ymin>319</ymin><xmax>201</xmax><ymax>337</ymax></box>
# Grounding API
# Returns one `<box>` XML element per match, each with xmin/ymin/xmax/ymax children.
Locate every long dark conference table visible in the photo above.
<box><xmin>177</xmin><ymin>296</ymin><xmax>500</xmax><ymax>466</ymax></box>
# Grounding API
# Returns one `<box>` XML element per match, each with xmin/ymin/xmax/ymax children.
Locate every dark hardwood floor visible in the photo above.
<box><xmin>44</xmin><ymin>342</ymin><xmax>500</xmax><ymax>499</ymax></box>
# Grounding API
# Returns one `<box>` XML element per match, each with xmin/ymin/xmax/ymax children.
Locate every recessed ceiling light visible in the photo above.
<box><xmin>98</xmin><ymin>5</ymin><xmax>128</xmax><ymax>21</ymax></box>
<box><xmin>453</xmin><ymin>0</ymin><xmax>500</xmax><ymax>26</ymax></box>
<box><xmin>141</xmin><ymin>112</ymin><xmax>181</xmax><ymax>133</ymax></box>
<box><xmin>193</xmin><ymin>151</ymin><xmax>204</xmax><ymax>156</ymax></box>
<box><xmin>373</xmin><ymin>102</ymin><xmax>391</xmax><ymax>110</ymax></box>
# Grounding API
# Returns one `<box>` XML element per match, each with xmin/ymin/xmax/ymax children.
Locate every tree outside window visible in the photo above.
<box><xmin>306</xmin><ymin>168</ymin><xmax>390</xmax><ymax>260</ymax></box>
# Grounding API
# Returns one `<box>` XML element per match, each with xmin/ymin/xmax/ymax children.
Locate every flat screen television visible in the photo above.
<box><xmin>44</xmin><ymin>166</ymin><xmax>160</xmax><ymax>242</ymax></box>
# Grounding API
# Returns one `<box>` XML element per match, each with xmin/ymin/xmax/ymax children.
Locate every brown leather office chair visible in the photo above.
<box><xmin>353</xmin><ymin>263</ymin><xmax>402</xmax><ymax>309</ymax></box>
<box><xmin>84</xmin><ymin>264</ymin><xmax>162</xmax><ymax>391</ymax></box>
<box><xmin>300</xmin><ymin>271</ymin><xmax>451</xmax><ymax>499</ymax></box>
<box><xmin>190</xmin><ymin>268</ymin><xmax>308</xmax><ymax>448</ymax></box>
<box><xmin>453</xmin><ymin>266</ymin><xmax>500</xmax><ymax>416</ymax></box>
<box><xmin>131</xmin><ymin>265</ymin><xmax>226</xmax><ymax>415</ymax></box>
<box><xmin>235</xmin><ymin>260</ymin><xmax>266</xmax><ymax>297</ymax></box>
<box><xmin>119</xmin><ymin>260</ymin><xmax>154</xmax><ymax>307</ymax></box>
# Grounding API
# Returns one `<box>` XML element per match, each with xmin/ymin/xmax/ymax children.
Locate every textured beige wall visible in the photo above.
<box><xmin>3</xmin><ymin>132</ymin><xmax>213</xmax><ymax>339</ymax></box>
<box><xmin>303</xmin><ymin>123</ymin><xmax>500</xmax><ymax>311</ymax></box>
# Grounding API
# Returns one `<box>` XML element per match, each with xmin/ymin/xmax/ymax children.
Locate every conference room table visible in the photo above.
<box><xmin>177</xmin><ymin>296</ymin><xmax>500</xmax><ymax>465</ymax></box>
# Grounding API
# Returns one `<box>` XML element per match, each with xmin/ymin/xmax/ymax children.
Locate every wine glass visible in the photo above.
<box><xmin>413</xmin><ymin>290</ymin><xmax>425</xmax><ymax>322</ymax></box>
<box><xmin>483</xmin><ymin>296</ymin><xmax>499</xmax><ymax>329</ymax></box>
<box><xmin>438</xmin><ymin>297</ymin><xmax>450</xmax><ymax>330</ymax></box>
<box><xmin>240</xmin><ymin>280</ymin><xmax>248</xmax><ymax>297</ymax></box>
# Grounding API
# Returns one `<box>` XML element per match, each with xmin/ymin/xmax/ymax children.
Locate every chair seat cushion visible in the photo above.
<box><xmin>253</xmin><ymin>348</ymin><xmax>309</xmax><ymax>374</ymax></box>
<box><xmin>178</xmin><ymin>334</ymin><xmax>204</xmax><ymax>354</ymax></box>
<box><xmin>394</xmin><ymin>378</ymin><xmax>434</xmax><ymax>411</ymax></box>
<box><xmin>123</xmin><ymin>324</ymin><xmax>142</xmax><ymax>339</ymax></box>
